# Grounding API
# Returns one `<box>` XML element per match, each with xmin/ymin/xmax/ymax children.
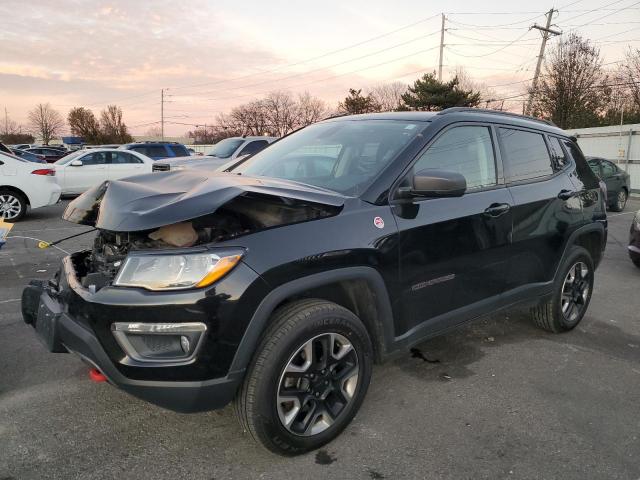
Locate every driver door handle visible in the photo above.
<box><xmin>484</xmin><ymin>203</ymin><xmax>510</xmax><ymax>217</ymax></box>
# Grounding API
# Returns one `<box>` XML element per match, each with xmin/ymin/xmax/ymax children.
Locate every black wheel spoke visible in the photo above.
<box><xmin>277</xmin><ymin>332</ymin><xmax>359</xmax><ymax>437</ymax></box>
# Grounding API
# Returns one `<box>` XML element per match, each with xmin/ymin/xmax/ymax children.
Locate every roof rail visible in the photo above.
<box><xmin>436</xmin><ymin>107</ymin><xmax>557</xmax><ymax>127</ymax></box>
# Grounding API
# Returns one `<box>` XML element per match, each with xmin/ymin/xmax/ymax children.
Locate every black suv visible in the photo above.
<box><xmin>22</xmin><ymin>109</ymin><xmax>606</xmax><ymax>455</ymax></box>
<box><xmin>119</xmin><ymin>141</ymin><xmax>190</xmax><ymax>160</ymax></box>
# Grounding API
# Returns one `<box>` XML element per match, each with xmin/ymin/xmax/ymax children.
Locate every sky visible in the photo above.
<box><xmin>0</xmin><ymin>0</ymin><xmax>638</xmax><ymax>136</ymax></box>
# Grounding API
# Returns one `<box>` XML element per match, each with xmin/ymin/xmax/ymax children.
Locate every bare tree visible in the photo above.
<box><xmin>262</xmin><ymin>91</ymin><xmax>301</xmax><ymax>136</ymax></box>
<box><xmin>623</xmin><ymin>48</ymin><xmax>640</xmax><ymax>110</ymax></box>
<box><xmin>144</xmin><ymin>126</ymin><xmax>163</xmax><ymax>138</ymax></box>
<box><xmin>530</xmin><ymin>33</ymin><xmax>607</xmax><ymax>128</ymax></box>
<box><xmin>228</xmin><ymin>101</ymin><xmax>270</xmax><ymax>136</ymax></box>
<box><xmin>368</xmin><ymin>82</ymin><xmax>407</xmax><ymax>111</ymax></box>
<box><xmin>297</xmin><ymin>91</ymin><xmax>328</xmax><ymax>126</ymax></box>
<box><xmin>454</xmin><ymin>67</ymin><xmax>501</xmax><ymax>109</ymax></box>
<box><xmin>28</xmin><ymin>103</ymin><xmax>64</xmax><ymax>145</ymax></box>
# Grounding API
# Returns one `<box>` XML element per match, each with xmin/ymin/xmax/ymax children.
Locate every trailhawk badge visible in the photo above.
<box><xmin>373</xmin><ymin>216</ymin><xmax>385</xmax><ymax>229</ymax></box>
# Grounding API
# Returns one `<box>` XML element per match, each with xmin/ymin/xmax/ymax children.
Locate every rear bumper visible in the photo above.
<box><xmin>21</xmin><ymin>274</ymin><xmax>246</xmax><ymax>414</ymax></box>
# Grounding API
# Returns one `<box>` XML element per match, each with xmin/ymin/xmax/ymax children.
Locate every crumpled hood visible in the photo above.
<box><xmin>63</xmin><ymin>170</ymin><xmax>346</xmax><ymax>232</ymax></box>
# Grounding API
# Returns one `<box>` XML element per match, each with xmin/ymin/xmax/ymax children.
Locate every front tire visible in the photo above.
<box><xmin>235</xmin><ymin>299</ymin><xmax>373</xmax><ymax>456</ymax></box>
<box><xmin>0</xmin><ymin>189</ymin><xmax>27</xmax><ymax>222</ymax></box>
<box><xmin>531</xmin><ymin>246</ymin><xmax>594</xmax><ymax>333</ymax></box>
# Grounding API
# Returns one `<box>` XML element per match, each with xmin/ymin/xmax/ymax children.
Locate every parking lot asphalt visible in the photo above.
<box><xmin>1</xmin><ymin>199</ymin><xmax>639</xmax><ymax>480</ymax></box>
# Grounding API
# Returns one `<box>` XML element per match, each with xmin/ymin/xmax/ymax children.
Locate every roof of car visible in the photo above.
<box><xmin>120</xmin><ymin>142</ymin><xmax>187</xmax><ymax>147</ymax></box>
<box><xmin>321</xmin><ymin>108</ymin><xmax>566</xmax><ymax>136</ymax></box>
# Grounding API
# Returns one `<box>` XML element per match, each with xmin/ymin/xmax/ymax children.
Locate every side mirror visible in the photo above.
<box><xmin>409</xmin><ymin>169</ymin><xmax>466</xmax><ymax>198</ymax></box>
<box><xmin>70</xmin><ymin>159</ymin><xmax>83</xmax><ymax>167</ymax></box>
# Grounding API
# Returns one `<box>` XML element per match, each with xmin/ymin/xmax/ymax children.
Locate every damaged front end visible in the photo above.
<box><xmin>63</xmin><ymin>170</ymin><xmax>344</xmax><ymax>292</ymax></box>
<box><xmin>21</xmin><ymin>170</ymin><xmax>346</xmax><ymax>411</ymax></box>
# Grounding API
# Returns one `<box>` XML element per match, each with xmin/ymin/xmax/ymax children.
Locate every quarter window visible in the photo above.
<box><xmin>414</xmin><ymin>126</ymin><xmax>497</xmax><ymax>189</ymax></box>
<box><xmin>499</xmin><ymin>128</ymin><xmax>553</xmax><ymax>181</ymax></box>
<box><xmin>238</xmin><ymin>140</ymin><xmax>269</xmax><ymax>157</ymax></box>
<box><xmin>548</xmin><ymin>136</ymin><xmax>568</xmax><ymax>171</ymax></box>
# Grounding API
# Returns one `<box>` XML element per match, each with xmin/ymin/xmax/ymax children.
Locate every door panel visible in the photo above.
<box><xmin>506</xmin><ymin>173</ymin><xmax>583</xmax><ymax>289</ymax></box>
<box><xmin>63</xmin><ymin>152</ymin><xmax>108</xmax><ymax>193</ymax></box>
<box><xmin>392</xmin><ymin>124</ymin><xmax>512</xmax><ymax>338</ymax></box>
<box><xmin>394</xmin><ymin>189</ymin><xmax>513</xmax><ymax>337</ymax></box>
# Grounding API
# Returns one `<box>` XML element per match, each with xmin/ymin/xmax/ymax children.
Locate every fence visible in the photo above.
<box><xmin>566</xmin><ymin>123</ymin><xmax>640</xmax><ymax>194</ymax></box>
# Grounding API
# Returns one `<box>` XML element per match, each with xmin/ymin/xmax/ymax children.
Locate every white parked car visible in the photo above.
<box><xmin>54</xmin><ymin>148</ymin><xmax>153</xmax><ymax>195</ymax></box>
<box><xmin>0</xmin><ymin>151</ymin><xmax>61</xmax><ymax>221</ymax></box>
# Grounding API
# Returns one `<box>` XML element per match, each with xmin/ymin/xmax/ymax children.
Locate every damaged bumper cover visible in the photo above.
<box><xmin>22</xmin><ymin>253</ymin><xmax>269</xmax><ymax>413</ymax></box>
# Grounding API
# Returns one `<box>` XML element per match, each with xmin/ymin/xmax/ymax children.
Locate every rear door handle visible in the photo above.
<box><xmin>484</xmin><ymin>203</ymin><xmax>510</xmax><ymax>217</ymax></box>
<box><xmin>558</xmin><ymin>189</ymin><xmax>578</xmax><ymax>200</ymax></box>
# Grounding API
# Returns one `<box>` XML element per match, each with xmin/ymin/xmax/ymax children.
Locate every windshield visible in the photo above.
<box><xmin>231</xmin><ymin>120</ymin><xmax>425</xmax><ymax>196</ymax></box>
<box><xmin>54</xmin><ymin>150</ymin><xmax>84</xmax><ymax>165</ymax></box>
<box><xmin>207</xmin><ymin>138</ymin><xmax>244</xmax><ymax>158</ymax></box>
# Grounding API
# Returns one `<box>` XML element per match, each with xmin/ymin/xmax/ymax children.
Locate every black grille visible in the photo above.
<box><xmin>152</xmin><ymin>163</ymin><xmax>170</xmax><ymax>172</ymax></box>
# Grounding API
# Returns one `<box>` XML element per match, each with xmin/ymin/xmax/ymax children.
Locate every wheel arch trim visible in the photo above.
<box><xmin>228</xmin><ymin>266</ymin><xmax>395</xmax><ymax>374</ymax></box>
<box><xmin>557</xmin><ymin>222</ymin><xmax>606</xmax><ymax>277</ymax></box>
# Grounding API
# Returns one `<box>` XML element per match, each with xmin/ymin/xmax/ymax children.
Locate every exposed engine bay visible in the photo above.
<box><xmin>79</xmin><ymin>193</ymin><xmax>339</xmax><ymax>290</ymax></box>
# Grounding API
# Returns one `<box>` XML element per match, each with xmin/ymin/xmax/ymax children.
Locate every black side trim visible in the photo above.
<box><xmin>228</xmin><ymin>267</ymin><xmax>395</xmax><ymax>373</ymax></box>
<box><xmin>557</xmin><ymin>222</ymin><xmax>606</xmax><ymax>274</ymax></box>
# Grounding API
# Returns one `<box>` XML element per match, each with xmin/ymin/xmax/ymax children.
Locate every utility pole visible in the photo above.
<box><xmin>438</xmin><ymin>13</ymin><xmax>446</xmax><ymax>81</ymax></box>
<box><xmin>161</xmin><ymin>89</ymin><xmax>164</xmax><ymax>140</ymax></box>
<box><xmin>525</xmin><ymin>8</ymin><xmax>561</xmax><ymax>115</ymax></box>
<box><xmin>4</xmin><ymin>107</ymin><xmax>8</xmax><ymax>135</ymax></box>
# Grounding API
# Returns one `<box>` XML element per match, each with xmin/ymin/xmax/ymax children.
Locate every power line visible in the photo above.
<box><xmin>168</xmin><ymin>13</ymin><xmax>441</xmax><ymax>93</ymax></box>
<box><xmin>445</xmin><ymin>30</ymin><xmax>536</xmax><ymax>58</ymax></box>
<box><xmin>174</xmin><ymin>29</ymin><xmax>442</xmax><ymax>98</ymax></box>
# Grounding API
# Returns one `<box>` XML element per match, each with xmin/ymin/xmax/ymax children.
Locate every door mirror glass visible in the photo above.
<box><xmin>70</xmin><ymin>159</ymin><xmax>83</xmax><ymax>167</ymax></box>
<box><xmin>410</xmin><ymin>169</ymin><xmax>466</xmax><ymax>198</ymax></box>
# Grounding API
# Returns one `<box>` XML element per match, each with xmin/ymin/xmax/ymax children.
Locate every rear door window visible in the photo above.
<box><xmin>414</xmin><ymin>125</ymin><xmax>497</xmax><ymax>189</ymax></box>
<box><xmin>169</xmin><ymin>145</ymin><xmax>189</xmax><ymax>157</ymax></box>
<box><xmin>146</xmin><ymin>146</ymin><xmax>168</xmax><ymax>158</ymax></box>
<box><xmin>499</xmin><ymin>128</ymin><xmax>553</xmax><ymax>182</ymax></box>
<box><xmin>111</xmin><ymin>152</ymin><xmax>142</xmax><ymax>164</ymax></box>
<box><xmin>600</xmin><ymin>160</ymin><xmax>617</xmax><ymax>178</ymax></box>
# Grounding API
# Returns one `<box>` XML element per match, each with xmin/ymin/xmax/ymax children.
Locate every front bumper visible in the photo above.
<box><xmin>20</xmin><ymin>253</ymin><xmax>268</xmax><ymax>413</ymax></box>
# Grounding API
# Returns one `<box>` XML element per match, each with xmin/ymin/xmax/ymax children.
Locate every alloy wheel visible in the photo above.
<box><xmin>0</xmin><ymin>194</ymin><xmax>22</xmax><ymax>220</ymax></box>
<box><xmin>617</xmin><ymin>190</ymin><xmax>627</xmax><ymax>211</ymax></box>
<box><xmin>277</xmin><ymin>333</ymin><xmax>359</xmax><ymax>436</ymax></box>
<box><xmin>560</xmin><ymin>262</ymin><xmax>591</xmax><ymax>323</ymax></box>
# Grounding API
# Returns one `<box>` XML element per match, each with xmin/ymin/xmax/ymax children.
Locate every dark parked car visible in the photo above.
<box><xmin>22</xmin><ymin>109</ymin><xmax>606</xmax><ymax>455</ymax></box>
<box><xmin>10</xmin><ymin>148</ymin><xmax>46</xmax><ymax>163</ymax></box>
<box><xmin>629</xmin><ymin>211</ymin><xmax>640</xmax><ymax>268</ymax></box>
<box><xmin>587</xmin><ymin>157</ymin><xmax>630</xmax><ymax>211</ymax></box>
<box><xmin>119</xmin><ymin>142</ymin><xmax>190</xmax><ymax>160</ymax></box>
<box><xmin>24</xmin><ymin>147</ymin><xmax>68</xmax><ymax>163</ymax></box>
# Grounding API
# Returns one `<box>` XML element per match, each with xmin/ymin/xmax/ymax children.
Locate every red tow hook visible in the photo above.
<box><xmin>89</xmin><ymin>368</ymin><xmax>107</xmax><ymax>383</ymax></box>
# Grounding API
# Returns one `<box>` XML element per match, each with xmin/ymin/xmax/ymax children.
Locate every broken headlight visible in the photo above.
<box><xmin>113</xmin><ymin>249</ymin><xmax>243</xmax><ymax>291</ymax></box>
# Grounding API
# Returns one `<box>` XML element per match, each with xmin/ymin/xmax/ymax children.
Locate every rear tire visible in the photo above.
<box><xmin>609</xmin><ymin>189</ymin><xmax>627</xmax><ymax>212</ymax></box>
<box><xmin>235</xmin><ymin>299</ymin><xmax>373</xmax><ymax>456</ymax></box>
<box><xmin>630</xmin><ymin>252</ymin><xmax>640</xmax><ymax>269</ymax></box>
<box><xmin>0</xmin><ymin>189</ymin><xmax>27</xmax><ymax>222</ymax></box>
<box><xmin>531</xmin><ymin>246</ymin><xmax>594</xmax><ymax>333</ymax></box>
